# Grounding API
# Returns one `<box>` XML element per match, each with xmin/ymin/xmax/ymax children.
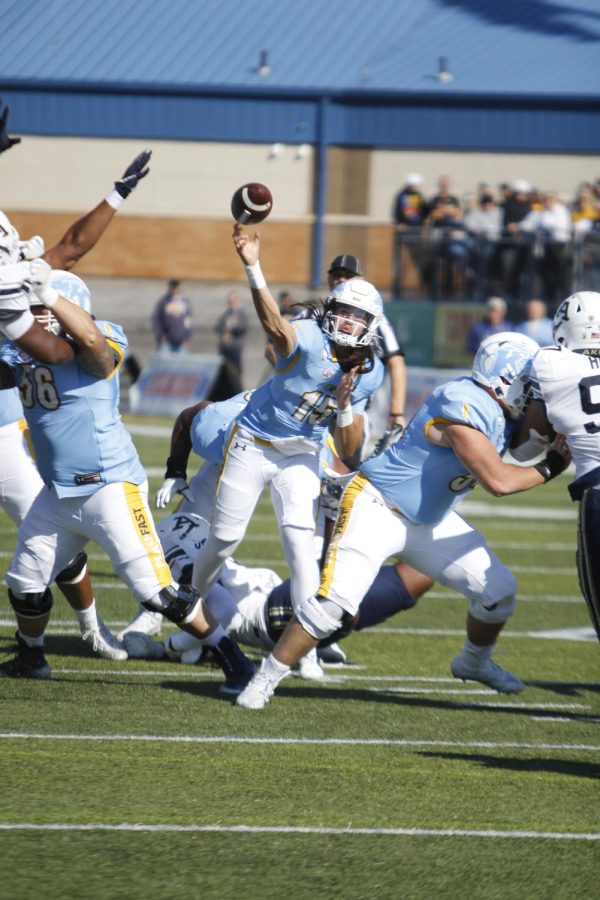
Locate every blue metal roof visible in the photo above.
<box><xmin>2</xmin><ymin>0</ymin><xmax>599</xmax><ymax>99</ymax></box>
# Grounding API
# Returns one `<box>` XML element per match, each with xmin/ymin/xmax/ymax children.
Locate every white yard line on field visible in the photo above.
<box><xmin>0</xmin><ymin>822</ymin><xmax>596</xmax><ymax>840</ymax></box>
<box><xmin>0</xmin><ymin>732</ymin><xmax>597</xmax><ymax>752</ymax></box>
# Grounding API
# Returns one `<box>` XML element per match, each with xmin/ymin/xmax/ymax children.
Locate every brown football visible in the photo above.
<box><xmin>231</xmin><ymin>182</ymin><xmax>273</xmax><ymax>224</ymax></box>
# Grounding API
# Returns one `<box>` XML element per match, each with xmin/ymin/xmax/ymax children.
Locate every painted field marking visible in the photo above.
<box><xmin>0</xmin><ymin>732</ymin><xmax>598</xmax><ymax>752</ymax></box>
<box><xmin>0</xmin><ymin>822</ymin><xmax>596</xmax><ymax>841</ymax></box>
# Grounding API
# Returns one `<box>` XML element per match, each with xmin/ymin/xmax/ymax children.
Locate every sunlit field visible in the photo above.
<box><xmin>0</xmin><ymin>416</ymin><xmax>597</xmax><ymax>900</ymax></box>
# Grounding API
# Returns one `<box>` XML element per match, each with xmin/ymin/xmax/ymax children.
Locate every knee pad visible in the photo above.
<box><xmin>8</xmin><ymin>587</ymin><xmax>54</xmax><ymax>619</ymax></box>
<box><xmin>469</xmin><ymin>591</ymin><xmax>517</xmax><ymax>625</ymax></box>
<box><xmin>296</xmin><ymin>594</ymin><xmax>349</xmax><ymax>641</ymax></box>
<box><xmin>142</xmin><ymin>583</ymin><xmax>202</xmax><ymax>625</ymax></box>
<box><xmin>55</xmin><ymin>552</ymin><xmax>88</xmax><ymax>585</ymax></box>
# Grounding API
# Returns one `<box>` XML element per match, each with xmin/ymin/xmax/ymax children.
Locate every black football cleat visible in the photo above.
<box><xmin>210</xmin><ymin>636</ymin><xmax>256</xmax><ymax>696</ymax></box>
<box><xmin>0</xmin><ymin>632</ymin><xmax>51</xmax><ymax>680</ymax></box>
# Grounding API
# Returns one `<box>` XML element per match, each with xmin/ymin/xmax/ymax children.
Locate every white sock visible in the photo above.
<box><xmin>462</xmin><ymin>638</ymin><xmax>493</xmax><ymax>662</ymax></box>
<box><xmin>75</xmin><ymin>600</ymin><xmax>99</xmax><ymax>633</ymax></box>
<box><xmin>19</xmin><ymin>631</ymin><xmax>44</xmax><ymax>648</ymax></box>
<box><xmin>262</xmin><ymin>654</ymin><xmax>291</xmax><ymax>684</ymax></box>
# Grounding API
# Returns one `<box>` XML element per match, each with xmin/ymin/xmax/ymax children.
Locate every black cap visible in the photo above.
<box><xmin>328</xmin><ymin>254</ymin><xmax>362</xmax><ymax>276</ymax></box>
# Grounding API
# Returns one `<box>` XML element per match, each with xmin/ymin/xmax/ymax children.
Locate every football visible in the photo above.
<box><xmin>231</xmin><ymin>182</ymin><xmax>273</xmax><ymax>224</ymax></box>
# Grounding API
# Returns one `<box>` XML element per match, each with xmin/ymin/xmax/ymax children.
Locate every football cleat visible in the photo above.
<box><xmin>297</xmin><ymin>647</ymin><xmax>324</xmax><ymax>681</ymax></box>
<box><xmin>236</xmin><ymin>659</ymin><xmax>281</xmax><ymax>709</ymax></box>
<box><xmin>210</xmin><ymin>636</ymin><xmax>255</xmax><ymax>696</ymax></box>
<box><xmin>82</xmin><ymin>622</ymin><xmax>128</xmax><ymax>660</ymax></box>
<box><xmin>0</xmin><ymin>632</ymin><xmax>51</xmax><ymax>680</ymax></box>
<box><xmin>118</xmin><ymin>607</ymin><xmax>163</xmax><ymax>640</ymax></box>
<box><xmin>123</xmin><ymin>632</ymin><xmax>165</xmax><ymax>660</ymax></box>
<box><xmin>317</xmin><ymin>642</ymin><xmax>347</xmax><ymax>665</ymax></box>
<box><xmin>451</xmin><ymin>652</ymin><xmax>524</xmax><ymax>694</ymax></box>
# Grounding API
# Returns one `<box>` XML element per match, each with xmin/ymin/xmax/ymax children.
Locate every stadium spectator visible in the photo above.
<box><xmin>464</xmin><ymin>192</ymin><xmax>503</xmax><ymax>297</ymax></box>
<box><xmin>571</xmin><ymin>182</ymin><xmax>599</xmax><ymax>236</ymax></box>
<box><xmin>215</xmin><ymin>288</ymin><xmax>248</xmax><ymax>393</ymax></box>
<box><xmin>236</xmin><ymin>332</ymin><xmax>570</xmax><ymax>709</ymax></box>
<box><xmin>0</xmin><ymin>265</ymin><xmax>254</xmax><ymax>693</ymax></box>
<box><xmin>519</xmin><ymin>191</ymin><xmax>573</xmax><ymax>302</ymax></box>
<box><xmin>394</xmin><ymin>173</ymin><xmax>428</xmax><ymax>227</ymax></box>
<box><xmin>516</xmin><ymin>298</ymin><xmax>554</xmax><ymax>346</ymax></box>
<box><xmin>466</xmin><ymin>296</ymin><xmax>514</xmax><ymax>354</ymax></box>
<box><xmin>499</xmin><ymin>180</ymin><xmax>533</xmax><ymax>298</ymax></box>
<box><xmin>426</xmin><ymin>175</ymin><xmax>462</xmax><ymax>227</ymax></box>
<box><xmin>152</xmin><ymin>279</ymin><xmax>193</xmax><ymax>353</ymax></box>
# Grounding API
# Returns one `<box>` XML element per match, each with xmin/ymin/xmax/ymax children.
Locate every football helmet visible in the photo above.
<box><xmin>32</xmin><ymin>269</ymin><xmax>92</xmax><ymax>333</ymax></box>
<box><xmin>472</xmin><ymin>331</ymin><xmax>539</xmax><ymax>419</ymax></box>
<box><xmin>553</xmin><ymin>291</ymin><xmax>600</xmax><ymax>351</ymax></box>
<box><xmin>0</xmin><ymin>211</ymin><xmax>20</xmax><ymax>266</ymax></box>
<box><xmin>322</xmin><ymin>279</ymin><xmax>383</xmax><ymax>349</ymax></box>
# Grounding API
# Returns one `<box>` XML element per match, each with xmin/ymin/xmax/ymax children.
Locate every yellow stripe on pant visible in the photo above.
<box><xmin>319</xmin><ymin>473</ymin><xmax>368</xmax><ymax>598</ymax></box>
<box><xmin>123</xmin><ymin>482</ymin><xmax>173</xmax><ymax>588</ymax></box>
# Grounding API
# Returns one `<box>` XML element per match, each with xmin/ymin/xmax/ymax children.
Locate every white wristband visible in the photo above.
<box><xmin>40</xmin><ymin>287</ymin><xmax>60</xmax><ymax>309</ymax></box>
<box><xmin>105</xmin><ymin>189</ymin><xmax>124</xmax><ymax>210</ymax></box>
<box><xmin>244</xmin><ymin>262</ymin><xmax>266</xmax><ymax>290</ymax></box>
<box><xmin>337</xmin><ymin>404</ymin><xmax>354</xmax><ymax>428</ymax></box>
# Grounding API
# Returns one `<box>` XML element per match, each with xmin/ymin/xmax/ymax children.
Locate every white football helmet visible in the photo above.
<box><xmin>553</xmin><ymin>291</ymin><xmax>600</xmax><ymax>351</ymax></box>
<box><xmin>0</xmin><ymin>211</ymin><xmax>20</xmax><ymax>266</ymax></box>
<box><xmin>157</xmin><ymin>512</ymin><xmax>209</xmax><ymax>584</ymax></box>
<box><xmin>472</xmin><ymin>331</ymin><xmax>539</xmax><ymax>419</ymax></box>
<box><xmin>323</xmin><ymin>278</ymin><xmax>383</xmax><ymax>348</ymax></box>
<box><xmin>32</xmin><ymin>269</ymin><xmax>92</xmax><ymax>333</ymax></box>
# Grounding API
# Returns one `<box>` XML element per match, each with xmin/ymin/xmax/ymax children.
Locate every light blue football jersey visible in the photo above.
<box><xmin>360</xmin><ymin>377</ymin><xmax>512</xmax><ymax>524</ymax></box>
<box><xmin>190</xmin><ymin>390</ymin><xmax>251</xmax><ymax>464</ymax></box>
<box><xmin>238</xmin><ymin>318</ymin><xmax>383</xmax><ymax>443</ymax></box>
<box><xmin>2</xmin><ymin>321</ymin><xmax>146</xmax><ymax>497</ymax></box>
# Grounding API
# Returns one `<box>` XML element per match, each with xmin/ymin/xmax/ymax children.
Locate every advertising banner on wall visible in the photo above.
<box><xmin>128</xmin><ymin>352</ymin><xmax>222</xmax><ymax>417</ymax></box>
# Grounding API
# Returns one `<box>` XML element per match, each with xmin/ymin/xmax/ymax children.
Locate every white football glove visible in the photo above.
<box><xmin>29</xmin><ymin>257</ymin><xmax>59</xmax><ymax>308</ymax></box>
<box><xmin>0</xmin><ymin>261</ymin><xmax>35</xmax><ymax>339</ymax></box>
<box><xmin>155</xmin><ymin>476</ymin><xmax>189</xmax><ymax>509</ymax></box>
<box><xmin>122</xmin><ymin>632</ymin><xmax>165</xmax><ymax>660</ymax></box>
<box><xmin>19</xmin><ymin>235</ymin><xmax>45</xmax><ymax>261</ymax></box>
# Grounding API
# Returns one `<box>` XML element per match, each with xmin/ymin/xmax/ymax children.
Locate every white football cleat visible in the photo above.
<box><xmin>236</xmin><ymin>667</ymin><xmax>279</xmax><ymax>709</ymax></box>
<box><xmin>451</xmin><ymin>652</ymin><xmax>524</xmax><ymax>694</ymax></box>
<box><xmin>123</xmin><ymin>632</ymin><xmax>165</xmax><ymax>660</ymax></box>
<box><xmin>298</xmin><ymin>648</ymin><xmax>324</xmax><ymax>681</ymax></box>
<box><xmin>117</xmin><ymin>607</ymin><xmax>163</xmax><ymax>640</ymax></box>
<box><xmin>82</xmin><ymin>622</ymin><xmax>128</xmax><ymax>661</ymax></box>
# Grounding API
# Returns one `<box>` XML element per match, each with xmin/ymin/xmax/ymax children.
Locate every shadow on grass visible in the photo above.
<box><xmin>161</xmin><ymin>679</ymin><xmax>600</xmax><ymax>722</ymax></box>
<box><xmin>417</xmin><ymin>750</ymin><xmax>600</xmax><ymax>780</ymax></box>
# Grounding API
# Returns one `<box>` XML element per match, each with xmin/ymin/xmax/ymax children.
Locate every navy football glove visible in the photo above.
<box><xmin>114</xmin><ymin>149</ymin><xmax>152</xmax><ymax>198</ymax></box>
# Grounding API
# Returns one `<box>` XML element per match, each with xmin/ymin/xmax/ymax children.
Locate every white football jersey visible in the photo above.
<box><xmin>530</xmin><ymin>346</ymin><xmax>600</xmax><ymax>479</ymax></box>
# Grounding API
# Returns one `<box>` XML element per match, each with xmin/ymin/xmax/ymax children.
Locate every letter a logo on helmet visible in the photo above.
<box><xmin>553</xmin><ymin>291</ymin><xmax>600</xmax><ymax>352</ymax></box>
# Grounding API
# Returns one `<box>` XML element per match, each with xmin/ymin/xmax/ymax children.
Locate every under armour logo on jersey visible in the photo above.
<box><xmin>233</xmin><ymin>441</ymin><xmax>247</xmax><ymax>451</ymax></box>
<box><xmin>321</xmin><ymin>368</ymin><xmax>335</xmax><ymax>380</ymax></box>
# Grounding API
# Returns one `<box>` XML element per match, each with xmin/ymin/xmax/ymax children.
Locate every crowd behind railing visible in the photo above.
<box><xmin>392</xmin><ymin>174</ymin><xmax>600</xmax><ymax>308</ymax></box>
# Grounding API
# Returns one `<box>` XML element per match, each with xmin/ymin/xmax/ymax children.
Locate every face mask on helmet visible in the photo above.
<box><xmin>472</xmin><ymin>331</ymin><xmax>539</xmax><ymax>419</ymax></box>
<box><xmin>553</xmin><ymin>291</ymin><xmax>600</xmax><ymax>352</ymax></box>
<box><xmin>322</xmin><ymin>278</ymin><xmax>383</xmax><ymax>349</ymax></box>
<box><xmin>31</xmin><ymin>269</ymin><xmax>92</xmax><ymax>333</ymax></box>
<box><xmin>0</xmin><ymin>211</ymin><xmax>21</xmax><ymax>266</ymax></box>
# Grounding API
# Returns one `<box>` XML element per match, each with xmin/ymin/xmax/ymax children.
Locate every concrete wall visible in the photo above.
<box><xmin>3</xmin><ymin>136</ymin><xmax>597</xmax><ymax>289</ymax></box>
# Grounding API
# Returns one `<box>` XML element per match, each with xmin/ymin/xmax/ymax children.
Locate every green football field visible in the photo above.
<box><xmin>0</xmin><ymin>416</ymin><xmax>597</xmax><ymax>900</ymax></box>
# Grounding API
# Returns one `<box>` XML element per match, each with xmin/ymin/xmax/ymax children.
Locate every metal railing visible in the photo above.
<box><xmin>392</xmin><ymin>227</ymin><xmax>600</xmax><ymax>305</ymax></box>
